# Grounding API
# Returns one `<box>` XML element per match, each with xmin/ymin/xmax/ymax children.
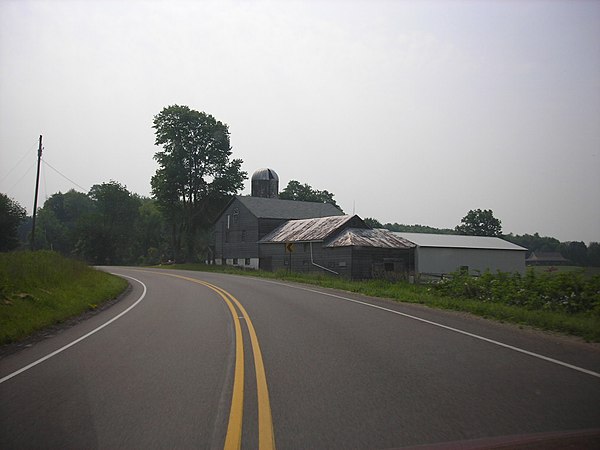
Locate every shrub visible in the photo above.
<box><xmin>433</xmin><ymin>269</ymin><xmax>600</xmax><ymax>315</ymax></box>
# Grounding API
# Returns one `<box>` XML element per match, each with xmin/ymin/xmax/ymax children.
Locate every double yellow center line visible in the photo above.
<box><xmin>150</xmin><ymin>272</ymin><xmax>276</xmax><ymax>450</ymax></box>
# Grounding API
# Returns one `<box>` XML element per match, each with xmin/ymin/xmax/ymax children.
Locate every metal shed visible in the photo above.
<box><xmin>393</xmin><ymin>232</ymin><xmax>527</xmax><ymax>277</ymax></box>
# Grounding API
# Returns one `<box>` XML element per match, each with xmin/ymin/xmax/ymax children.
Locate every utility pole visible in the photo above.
<box><xmin>31</xmin><ymin>135</ymin><xmax>42</xmax><ymax>250</ymax></box>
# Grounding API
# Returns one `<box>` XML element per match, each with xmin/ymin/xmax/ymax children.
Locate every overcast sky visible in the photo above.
<box><xmin>1</xmin><ymin>0</ymin><xmax>599</xmax><ymax>243</ymax></box>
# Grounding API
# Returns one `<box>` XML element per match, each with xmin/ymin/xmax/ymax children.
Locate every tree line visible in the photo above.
<box><xmin>2</xmin><ymin>105</ymin><xmax>245</xmax><ymax>264</ymax></box>
<box><xmin>1</xmin><ymin>105</ymin><xmax>598</xmax><ymax>267</ymax></box>
<box><xmin>365</xmin><ymin>209</ymin><xmax>600</xmax><ymax>267</ymax></box>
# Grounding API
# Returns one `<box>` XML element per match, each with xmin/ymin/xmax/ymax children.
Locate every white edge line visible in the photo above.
<box><xmin>0</xmin><ymin>274</ymin><xmax>147</xmax><ymax>384</ymax></box>
<box><xmin>259</xmin><ymin>278</ymin><xmax>600</xmax><ymax>379</ymax></box>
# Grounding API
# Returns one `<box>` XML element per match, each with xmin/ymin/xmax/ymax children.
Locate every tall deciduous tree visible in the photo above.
<box><xmin>279</xmin><ymin>180</ymin><xmax>341</xmax><ymax>210</ymax></box>
<box><xmin>151</xmin><ymin>105</ymin><xmax>246</xmax><ymax>261</ymax></box>
<box><xmin>0</xmin><ymin>193</ymin><xmax>26</xmax><ymax>251</ymax></box>
<box><xmin>455</xmin><ymin>209</ymin><xmax>502</xmax><ymax>237</ymax></box>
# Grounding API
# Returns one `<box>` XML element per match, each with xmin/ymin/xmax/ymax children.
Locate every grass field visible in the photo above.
<box><xmin>0</xmin><ymin>251</ymin><xmax>128</xmax><ymax>345</ymax></box>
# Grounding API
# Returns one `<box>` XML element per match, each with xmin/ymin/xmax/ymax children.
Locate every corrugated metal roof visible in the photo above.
<box><xmin>326</xmin><ymin>228</ymin><xmax>415</xmax><ymax>249</ymax></box>
<box><xmin>237</xmin><ymin>195</ymin><xmax>343</xmax><ymax>219</ymax></box>
<box><xmin>260</xmin><ymin>215</ymin><xmax>355</xmax><ymax>243</ymax></box>
<box><xmin>393</xmin><ymin>232</ymin><xmax>527</xmax><ymax>251</ymax></box>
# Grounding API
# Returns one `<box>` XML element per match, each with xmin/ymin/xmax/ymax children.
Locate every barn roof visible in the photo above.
<box><xmin>260</xmin><ymin>215</ymin><xmax>360</xmax><ymax>243</ymax></box>
<box><xmin>526</xmin><ymin>251</ymin><xmax>569</xmax><ymax>263</ymax></box>
<box><xmin>236</xmin><ymin>195</ymin><xmax>343</xmax><ymax>220</ymax></box>
<box><xmin>326</xmin><ymin>228</ymin><xmax>415</xmax><ymax>249</ymax></box>
<box><xmin>393</xmin><ymin>232</ymin><xmax>527</xmax><ymax>251</ymax></box>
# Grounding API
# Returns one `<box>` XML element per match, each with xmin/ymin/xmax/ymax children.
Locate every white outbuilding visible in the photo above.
<box><xmin>393</xmin><ymin>232</ymin><xmax>527</xmax><ymax>278</ymax></box>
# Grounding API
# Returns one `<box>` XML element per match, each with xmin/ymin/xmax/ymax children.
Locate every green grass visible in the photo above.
<box><xmin>0</xmin><ymin>251</ymin><xmax>128</xmax><ymax>345</ymax></box>
<box><xmin>156</xmin><ymin>263</ymin><xmax>600</xmax><ymax>342</ymax></box>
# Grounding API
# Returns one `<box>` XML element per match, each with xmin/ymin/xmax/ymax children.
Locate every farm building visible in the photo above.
<box><xmin>393</xmin><ymin>232</ymin><xmax>527</xmax><ymax>277</ymax></box>
<box><xmin>526</xmin><ymin>251</ymin><xmax>570</xmax><ymax>266</ymax></box>
<box><xmin>259</xmin><ymin>215</ymin><xmax>415</xmax><ymax>279</ymax></box>
<box><xmin>213</xmin><ymin>168</ymin><xmax>343</xmax><ymax>269</ymax></box>
<box><xmin>214</xmin><ymin>167</ymin><xmax>526</xmax><ymax>279</ymax></box>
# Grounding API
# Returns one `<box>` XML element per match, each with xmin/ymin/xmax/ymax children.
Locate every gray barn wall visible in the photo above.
<box><xmin>214</xmin><ymin>199</ymin><xmax>261</xmax><ymax>265</ymax></box>
<box><xmin>259</xmin><ymin>243</ymin><xmax>352</xmax><ymax>277</ymax></box>
<box><xmin>350</xmin><ymin>247</ymin><xmax>412</xmax><ymax>280</ymax></box>
<box><xmin>258</xmin><ymin>244</ymin><xmax>412</xmax><ymax>279</ymax></box>
<box><xmin>215</xmin><ymin>200</ymin><xmax>291</xmax><ymax>260</ymax></box>
<box><xmin>415</xmin><ymin>247</ymin><xmax>526</xmax><ymax>275</ymax></box>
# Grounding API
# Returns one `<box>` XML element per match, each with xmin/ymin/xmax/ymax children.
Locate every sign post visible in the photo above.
<box><xmin>285</xmin><ymin>242</ymin><xmax>294</xmax><ymax>273</ymax></box>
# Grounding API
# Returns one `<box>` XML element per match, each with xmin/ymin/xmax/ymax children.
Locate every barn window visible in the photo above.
<box><xmin>339</xmin><ymin>261</ymin><xmax>347</xmax><ymax>267</ymax></box>
<box><xmin>384</xmin><ymin>262</ymin><xmax>394</xmax><ymax>271</ymax></box>
<box><xmin>245</xmin><ymin>258</ymin><xmax>251</xmax><ymax>266</ymax></box>
<box><xmin>233</xmin><ymin>258</ymin><xmax>238</xmax><ymax>265</ymax></box>
<box><xmin>242</xmin><ymin>230</ymin><xmax>246</xmax><ymax>242</ymax></box>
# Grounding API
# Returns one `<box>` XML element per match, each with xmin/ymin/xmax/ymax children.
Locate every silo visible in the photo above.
<box><xmin>251</xmin><ymin>168</ymin><xmax>279</xmax><ymax>198</ymax></box>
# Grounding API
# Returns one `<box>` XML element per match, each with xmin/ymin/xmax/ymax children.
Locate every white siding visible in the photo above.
<box><xmin>416</xmin><ymin>247</ymin><xmax>526</xmax><ymax>275</ymax></box>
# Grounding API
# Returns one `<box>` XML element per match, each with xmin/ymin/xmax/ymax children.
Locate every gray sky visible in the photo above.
<box><xmin>1</xmin><ymin>0</ymin><xmax>599</xmax><ymax>243</ymax></box>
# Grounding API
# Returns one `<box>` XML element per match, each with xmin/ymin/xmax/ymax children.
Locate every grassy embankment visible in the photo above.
<box><xmin>0</xmin><ymin>251</ymin><xmax>128</xmax><ymax>345</ymax></box>
<box><xmin>159</xmin><ymin>263</ymin><xmax>600</xmax><ymax>342</ymax></box>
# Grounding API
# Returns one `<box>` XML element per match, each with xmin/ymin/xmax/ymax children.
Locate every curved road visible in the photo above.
<box><xmin>1</xmin><ymin>267</ymin><xmax>599</xmax><ymax>449</ymax></box>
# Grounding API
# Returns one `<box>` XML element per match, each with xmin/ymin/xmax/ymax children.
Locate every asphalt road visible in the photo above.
<box><xmin>1</xmin><ymin>267</ymin><xmax>599</xmax><ymax>449</ymax></box>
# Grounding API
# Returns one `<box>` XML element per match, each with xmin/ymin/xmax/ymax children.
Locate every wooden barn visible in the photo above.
<box><xmin>258</xmin><ymin>215</ymin><xmax>415</xmax><ymax>279</ymax></box>
<box><xmin>213</xmin><ymin>195</ymin><xmax>342</xmax><ymax>269</ymax></box>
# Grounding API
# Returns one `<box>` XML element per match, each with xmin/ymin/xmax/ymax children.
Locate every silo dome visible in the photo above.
<box><xmin>251</xmin><ymin>168</ymin><xmax>279</xmax><ymax>198</ymax></box>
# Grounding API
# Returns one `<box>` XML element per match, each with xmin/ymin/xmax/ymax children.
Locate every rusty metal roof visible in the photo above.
<box><xmin>259</xmin><ymin>215</ymin><xmax>358</xmax><ymax>243</ymax></box>
<box><xmin>326</xmin><ymin>228</ymin><xmax>415</xmax><ymax>249</ymax></box>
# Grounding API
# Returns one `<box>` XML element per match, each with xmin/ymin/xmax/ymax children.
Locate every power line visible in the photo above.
<box><xmin>0</xmin><ymin>139</ymin><xmax>38</xmax><ymax>183</ymax></box>
<box><xmin>42</xmin><ymin>158</ymin><xmax>88</xmax><ymax>192</ymax></box>
<box><xmin>5</xmin><ymin>160</ymin><xmax>36</xmax><ymax>193</ymax></box>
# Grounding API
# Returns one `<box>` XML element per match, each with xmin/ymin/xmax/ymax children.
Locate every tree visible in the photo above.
<box><xmin>559</xmin><ymin>241</ymin><xmax>588</xmax><ymax>267</ymax></box>
<box><xmin>0</xmin><ymin>193</ymin><xmax>26</xmax><ymax>251</ymax></box>
<box><xmin>34</xmin><ymin>190</ymin><xmax>95</xmax><ymax>254</ymax></box>
<box><xmin>364</xmin><ymin>217</ymin><xmax>383</xmax><ymax>228</ymax></box>
<box><xmin>151</xmin><ymin>105</ymin><xmax>246</xmax><ymax>261</ymax></box>
<box><xmin>588</xmin><ymin>242</ymin><xmax>600</xmax><ymax>267</ymax></box>
<box><xmin>134</xmin><ymin>198</ymin><xmax>168</xmax><ymax>265</ymax></box>
<box><xmin>279</xmin><ymin>180</ymin><xmax>342</xmax><ymax>210</ymax></box>
<box><xmin>383</xmin><ymin>222</ymin><xmax>456</xmax><ymax>234</ymax></box>
<box><xmin>503</xmin><ymin>232</ymin><xmax>560</xmax><ymax>256</ymax></box>
<box><xmin>77</xmin><ymin>181</ymin><xmax>141</xmax><ymax>264</ymax></box>
<box><xmin>455</xmin><ymin>209</ymin><xmax>502</xmax><ymax>237</ymax></box>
